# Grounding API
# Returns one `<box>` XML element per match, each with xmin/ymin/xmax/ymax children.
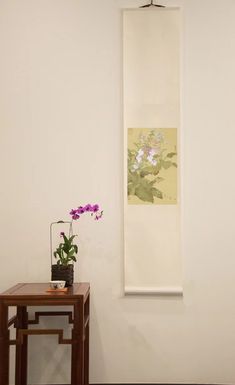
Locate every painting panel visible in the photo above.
<box><xmin>128</xmin><ymin>128</ymin><xmax>177</xmax><ymax>205</ymax></box>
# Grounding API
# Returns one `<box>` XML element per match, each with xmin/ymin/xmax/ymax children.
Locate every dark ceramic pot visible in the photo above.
<box><xmin>51</xmin><ymin>264</ymin><xmax>74</xmax><ymax>287</ymax></box>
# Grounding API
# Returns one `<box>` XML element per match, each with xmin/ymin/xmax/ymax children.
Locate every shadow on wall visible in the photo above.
<box><xmin>28</xmin><ymin>308</ymin><xmax>72</xmax><ymax>384</ymax></box>
<box><xmin>26</xmin><ymin>302</ymin><xmax>106</xmax><ymax>384</ymax></box>
<box><xmin>89</xmin><ymin>296</ymin><xmax>107</xmax><ymax>382</ymax></box>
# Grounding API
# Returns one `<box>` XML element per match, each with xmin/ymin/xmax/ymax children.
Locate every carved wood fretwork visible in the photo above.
<box><xmin>28</xmin><ymin>311</ymin><xmax>74</xmax><ymax>324</ymax></box>
<box><xmin>9</xmin><ymin>328</ymin><xmax>72</xmax><ymax>346</ymax></box>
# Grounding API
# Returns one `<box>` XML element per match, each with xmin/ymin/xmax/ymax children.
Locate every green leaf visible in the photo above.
<box><xmin>62</xmin><ymin>234</ymin><xmax>69</xmax><ymax>243</ymax></box>
<box><xmin>161</xmin><ymin>160</ymin><xmax>172</xmax><ymax>169</ymax></box>
<box><xmin>149</xmin><ymin>178</ymin><xmax>158</xmax><ymax>186</ymax></box>
<box><xmin>155</xmin><ymin>177</ymin><xmax>164</xmax><ymax>183</ymax></box>
<box><xmin>140</xmin><ymin>170</ymin><xmax>151</xmax><ymax>178</ymax></box>
<box><xmin>152</xmin><ymin>188</ymin><xmax>163</xmax><ymax>199</ymax></box>
<box><xmin>128</xmin><ymin>183</ymin><xmax>135</xmax><ymax>196</ymax></box>
<box><xmin>140</xmin><ymin>167</ymin><xmax>154</xmax><ymax>177</ymax></box>
<box><xmin>128</xmin><ymin>172</ymin><xmax>140</xmax><ymax>184</ymax></box>
<box><xmin>172</xmin><ymin>162</ymin><xmax>177</xmax><ymax>167</ymax></box>
<box><xmin>135</xmin><ymin>185</ymin><xmax>154</xmax><ymax>203</ymax></box>
<box><xmin>69</xmin><ymin>234</ymin><xmax>76</xmax><ymax>243</ymax></box>
<box><xmin>152</xmin><ymin>170</ymin><xmax>160</xmax><ymax>176</ymax></box>
<box><xmin>166</xmin><ymin>152</ymin><xmax>177</xmax><ymax>158</ymax></box>
<box><xmin>153</xmin><ymin>161</ymin><xmax>161</xmax><ymax>174</ymax></box>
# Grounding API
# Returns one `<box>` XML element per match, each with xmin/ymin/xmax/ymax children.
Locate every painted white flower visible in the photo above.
<box><xmin>136</xmin><ymin>149</ymin><xmax>144</xmax><ymax>164</ymax></box>
<box><xmin>132</xmin><ymin>164</ymin><xmax>139</xmax><ymax>171</ymax></box>
<box><xmin>147</xmin><ymin>155</ymin><xmax>157</xmax><ymax>166</ymax></box>
<box><xmin>137</xmin><ymin>148</ymin><xmax>144</xmax><ymax>156</ymax></box>
<box><xmin>148</xmin><ymin>148</ymin><xmax>156</xmax><ymax>157</ymax></box>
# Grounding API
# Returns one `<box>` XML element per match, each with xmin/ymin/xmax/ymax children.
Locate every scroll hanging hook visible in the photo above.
<box><xmin>140</xmin><ymin>0</ymin><xmax>165</xmax><ymax>8</ymax></box>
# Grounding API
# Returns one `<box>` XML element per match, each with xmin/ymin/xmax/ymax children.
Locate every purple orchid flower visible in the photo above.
<box><xmin>92</xmin><ymin>204</ymin><xmax>99</xmax><ymax>212</ymax></box>
<box><xmin>84</xmin><ymin>204</ymin><xmax>92</xmax><ymax>212</ymax></box>
<box><xmin>95</xmin><ymin>212</ymin><xmax>103</xmax><ymax>220</ymax></box>
<box><xmin>69</xmin><ymin>209</ymin><xmax>77</xmax><ymax>216</ymax></box>
<box><xmin>77</xmin><ymin>206</ymin><xmax>85</xmax><ymax>214</ymax></box>
<box><xmin>72</xmin><ymin>214</ymin><xmax>80</xmax><ymax>220</ymax></box>
<box><xmin>69</xmin><ymin>204</ymin><xmax>103</xmax><ymax>221</ymax></box>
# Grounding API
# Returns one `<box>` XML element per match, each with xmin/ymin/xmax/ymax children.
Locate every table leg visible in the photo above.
<box><xmin>0</xmin><ymin>301</ymin><xmax>9</xmax><ymax>385</ymax></box>
<box><xmin>84</xmin><ymin>323</ymin><xmax>89</xmax><ymax>385</ymax></box>
<box><xmin>84</xmin><ymin>293</ymin><xmax>90</xmax><ymax>385</ymax></box>
<box><xmin>15</xmin><ymin>306</ymin><xmax>28</xmax><ymax>385</ymax></box>
<box><xmin>71</xmin><ymin>299</ymin><xmax>84</xmax><ymax>385</ymax></box>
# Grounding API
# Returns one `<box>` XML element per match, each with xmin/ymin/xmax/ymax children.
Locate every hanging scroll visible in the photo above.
<box><xmin>123</xmin><ymin>8</ymin><xmax>182</xmax><ymax>295</ymax></box>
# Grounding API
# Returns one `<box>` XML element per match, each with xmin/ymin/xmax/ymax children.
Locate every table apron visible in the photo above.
<box><xmin>1</xmin><ymin>299</ymin><xmax>79</xmax><ymax>306</ymax></box>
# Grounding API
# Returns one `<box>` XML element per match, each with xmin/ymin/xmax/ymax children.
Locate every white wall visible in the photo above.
<box><xmin>1</xmin><ymin>0</ymin><xmax>235</xmax><ymax>383</ymax></box>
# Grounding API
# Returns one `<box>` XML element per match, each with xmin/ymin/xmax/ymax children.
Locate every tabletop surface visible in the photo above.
<box><xmin>0</xmin><ymin>282</ymin><xmax>90</xmax><ymax>299</ymax></box>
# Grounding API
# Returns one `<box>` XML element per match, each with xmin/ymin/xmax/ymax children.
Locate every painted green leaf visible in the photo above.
<box><xmin>152</xmin><ymin>170</ymin><xmax>160</xmax><ymax>176</ymax></box>
<box><xmin>128</xmin><ymin>183</ymin><xmax>135</xmax><ymax>196</ymax></box>
<box><xmin>149</xmin><ymin>178</ymin><xmax>158</xmax><ymax>186</ymax></box>
<box><xmin>166</xmin><ymin>152</ymin><xmax>177</xmax><ymax>158</ymax></box>
<box><xmin>161</xmin><ymin>160</ymin><xmax>172</xmax><ymax>169</ymax></box>
<box><xmin>155</xmin><ymin>177</ymin><xmax>164</xmax><ymax>183</ymax></box>
<box><xmin>135</xmin><ymin>186</ymin><xmax>154</xmax><ymax>203</ymax></box>
<box><xmin>172</xmin><ymin>162</ymin><xmax>177</xmax><ymax>167</ymax></box>
<box><xmin>153</xmin><ymin>162</ymin><xmax>161</xmax><ymax>174</ymax></box>
<box><xmin>152</xmin><ymin>188</ymin><xmax>163</xmax><ymax>199</ymax></box>
<box><xmin>140</xmin><ymin>167</ymin><xmax>154</xmax><ymax>177</ymax></box>
<box><xmin>128</xmin><ymin>172</ymin><xmax>141</xmax><ymax>185</ymax></box>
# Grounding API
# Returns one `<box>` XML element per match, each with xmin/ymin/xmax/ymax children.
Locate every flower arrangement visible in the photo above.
<box><xmin>53</xmin><ymin>204</ymin><xmax>103</xmax><ymax>267</ymax></box>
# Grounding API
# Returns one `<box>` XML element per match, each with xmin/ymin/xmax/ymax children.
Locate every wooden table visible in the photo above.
<box><xmin>0</xmin><ymin>282</ymin><xmax>90</xmax><ymax>385</ymax></box>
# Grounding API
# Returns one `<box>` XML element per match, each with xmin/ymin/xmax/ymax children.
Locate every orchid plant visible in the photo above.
<box><xmin>54</xmin><ymin>232</ymin><xmax>78</xmax><ymax>265</ymax></box>
<box><xmin>53</xmin><ymin>204</ymin><xmax>103</xmax><ymax>266</ymax></box>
